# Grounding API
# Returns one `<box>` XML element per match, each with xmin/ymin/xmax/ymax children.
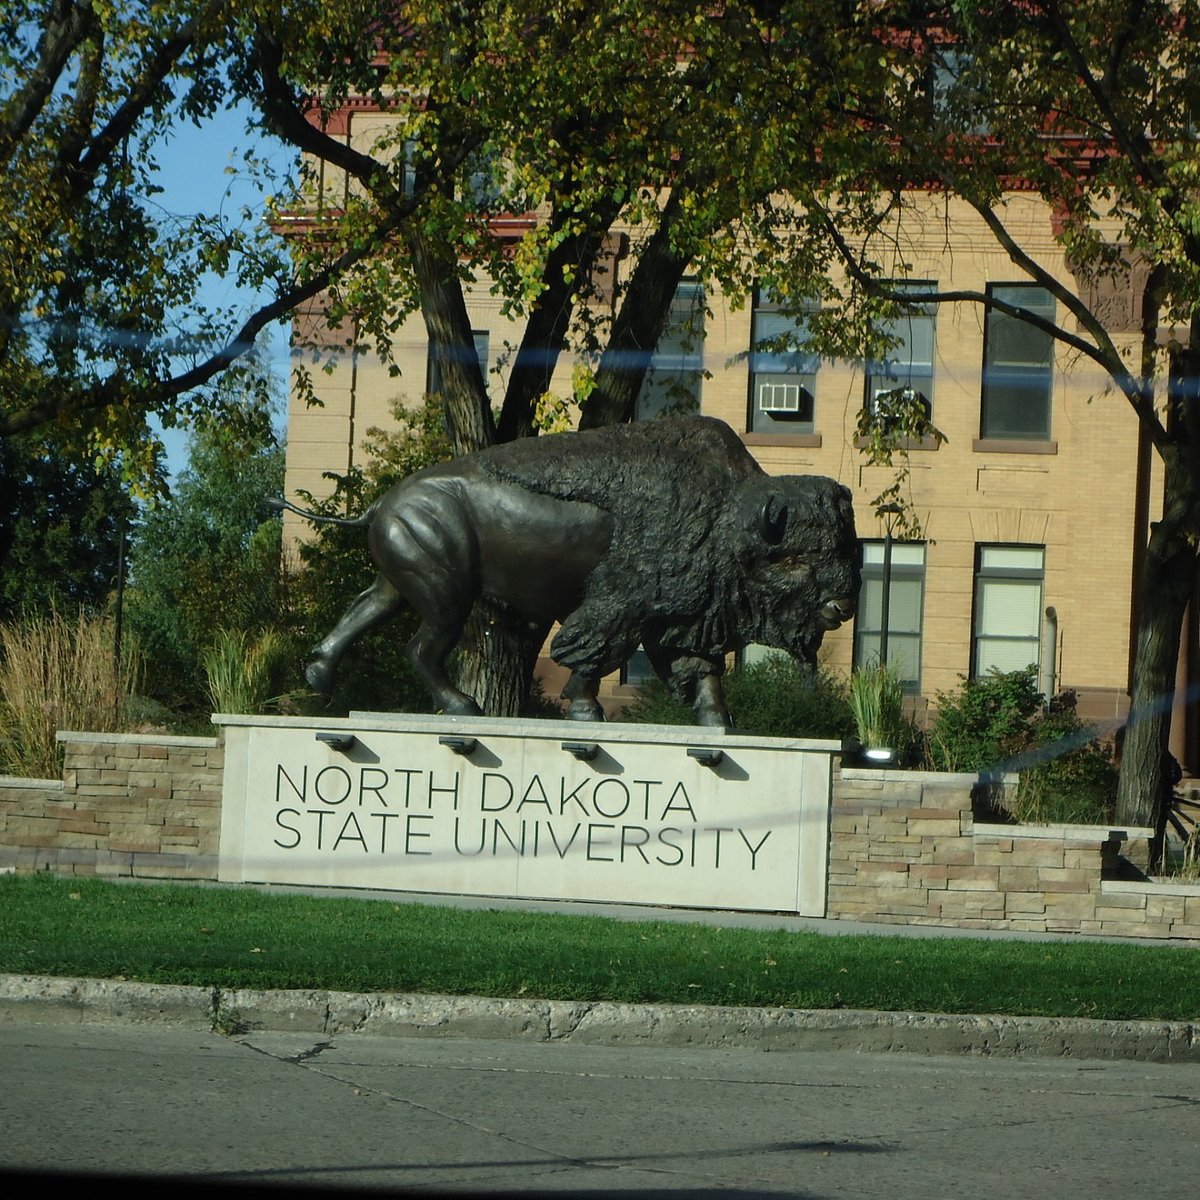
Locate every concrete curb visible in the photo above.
<box><xmin>1</xmin><ymin>973</ymin><xmax>1197</xmax><ymax>1062</ymax></box>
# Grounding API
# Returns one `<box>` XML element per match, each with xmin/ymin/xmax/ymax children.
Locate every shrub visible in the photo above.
<box><xmin>927</xmin><ymin>669</ymin><xmax>1043</xmax><ymax>773</ymax></box>
<box><xmin>202</xmin><ymin>628</ymin><xmax>290</xmax><ymax>716</ymax></box>
<box><xmin>0</xmin><ymin>608</ymin><xmax>141</xmax><ymax>778</ymax></box>
<box><xmin>928</xmin><ymin>671</ymin><xmax>1116</xmax><ymax>824</ymax></box>
<box><xmin>725</xmin><ymin>655</ymin><xmax>855</xmax><ymax>739</ymax></box>
<box><xmin>622</xmin><ymin>654</ymin><xmax>855</xmax><ymax>739</ymax></box>
<box><xmin>1006</xmin><ymin>699</ymin><xmax>1118</xmax><ymax>825</ymax></box>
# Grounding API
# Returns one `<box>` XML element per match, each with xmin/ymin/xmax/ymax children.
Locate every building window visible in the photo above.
<box><xmin>864</xmin><ymin>283</ymin><xmax>936</xmax><ymax>420</ymax></box>
<box><xmin>636</xmin><ymin>279</ymin><xmax>705</xmax><ymax>420</ymax></box>
<box><xmin>427</xmin><ymin>330</ymin><xmax>490</xmax><ymax>397</ymax></box>
<box><xmin>854</xmin><ymin>542</ymin><xmax>926</xmax><ymax>690</ymax></box>
<box><xmin>747</xmin><ymin>288</ymin><xmax>819</xmax><ymax>435</ymax></box>
<box><xmin>620</xmin><ymin>646</ymin><xmax>655</xmax><ymax>688</ymax></box>
<box><xmin>980</xmin><ymin>285</ymin><xmax>1055</xmax><ymax>439</ymax></box>
<box><xmin>929</xmin><ymin>46</ymin><xmax>991</xmax><ymax>134</ymax></box>
<box><xmin>972</xmin><ymin>545</ymin><xmax>1045</xmax><ymax>676</ymax></box>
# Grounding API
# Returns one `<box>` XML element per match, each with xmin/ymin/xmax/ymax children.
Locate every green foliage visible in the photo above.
<box><xmin>0</xmin><ymin>3</ymin><xmax>295</xmax><ymax>479</ymax></box>
<box><xmin>202</xmin><ymin>628</ymin><xmax>290</xmax><ymax>716</ymax></box>
<box><xmin>0</xmin><ymin>433</ymin><xmax>136</xmax><ymax>621</ymax></box>
<box><xmin>623</xmin><ymin>654</ymin><xmax>856</xmax><ymax>740</ymax></box>
<box><xmin>929</xmin><ymin>671</ymin><xmax>1116</xmax><ymax>825</ymax></box>
<box><xmin>0</xmin><ymin>608</ymin><xmax>140</xmax><ymax>778</ymax></box>
<box><xmin>620</xmin><ymin>678</ymin><xmax>694</xmax><ymax>726</ymax></box>
<box><xmin>726</xmin><ymin>655</ymin><xmax>855</xmax><ymax>739</ymax></box>
<box><xmin>124</xmin><ymin>397</ymin><xmax>289</xmax><ymax>711</ymax></box>
<box><xmin>927</xmin><ymin>670</ymin><xmax>1045</xmax><ymax>774</ymax></box>
<box><xmin>849</xmin><ymin>660</ymin><xmax>906</xmax><ymax>750</ymax></box>
<box><xmin>287</xmin><ymin>397</ymin><xmax>454</xmax><ymax>716</ymax></box>
<box><xmin>1008</xmin><ymin>702</ymin><xmax>1119</xmax><ymax>826</ymax></box>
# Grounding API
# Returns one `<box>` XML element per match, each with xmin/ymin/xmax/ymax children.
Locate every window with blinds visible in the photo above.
<box><xmin>972</xmin><ymin>545</ymin><xmax>1045</xmax><ymax>676</ymax></box>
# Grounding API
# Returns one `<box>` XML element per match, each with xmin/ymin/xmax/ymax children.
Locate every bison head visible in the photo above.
<box><xmin>735</xmin><ymin>475</ymin><xmax>860</xmax><ymax>661</ymax></box>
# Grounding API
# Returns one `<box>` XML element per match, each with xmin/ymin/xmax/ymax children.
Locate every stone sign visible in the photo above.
<box><xmin>216</xmin><ymin>715</ymin><xmax>836</xmax><ymax>916</ymax></box>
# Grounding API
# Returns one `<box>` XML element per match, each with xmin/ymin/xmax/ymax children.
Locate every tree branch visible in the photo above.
<box><xmin>0</xmin><ymin>0</ymin><xmax>95</xmax><ymax>170</ymax></box>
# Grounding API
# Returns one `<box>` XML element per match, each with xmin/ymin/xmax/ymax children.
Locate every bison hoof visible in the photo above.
<box><xmin>440</xmin><ymin>696</ymin><xmax>483</xmax><ymax>717</ymax></box>
<box><xmin>695</xmin><ymin>706</ymin><xmax>733</xmax><ymax>728</ymax></box>
<box><xmin>305</xmin><ymin>658</ymin><xmax>337</xmax><ymax>698</ymax></box>
<box><xmin>567</xmin><ymin>698</ymin><xmax>606</xmax><ymax>722</ymax></box>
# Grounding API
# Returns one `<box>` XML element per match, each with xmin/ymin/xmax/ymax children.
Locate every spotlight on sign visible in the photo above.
<box><xmin>315</xmin><ymin>731</ymin><xmax>356</xmax><ymax>753</ymax></box>
<box><xmin>687</xmin><ymin>747</ymin><xmax>724</xmax><ymax>768</ymax></box>
<box><xmin>561</xmin><ymin>741</ymin><xmax>600</xmax><ymax>761</ymax></box>
<box><xmin>438</xmin><ymin>735</ymin><xmax>478</xmax><ymax>756</ymax></box>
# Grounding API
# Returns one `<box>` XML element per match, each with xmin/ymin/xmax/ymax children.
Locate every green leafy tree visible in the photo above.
<box><xmin>254</xmin><ymin>0</ymin><xmax>890</xmax><ymax>714</ymax></box>
<box><xmin>124</xmin><ymin>398</ymin><xmax>286</xmax><ymax>710</ymax></box>
<box><xmin>763</xmin><ymin>1</ymin><xmax>1200</xmax><ymax>839</ymax></box>
<box><xmin>0</xmin><ymin>433</ymin><xmax>135</xmax><ymax>619</ymax></box>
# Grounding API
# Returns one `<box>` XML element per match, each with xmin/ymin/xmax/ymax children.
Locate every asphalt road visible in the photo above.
<box><xmin>3</xmin><ymin>1020</ymin><xmax>1199</xmax><ymax>1198</ymax></box>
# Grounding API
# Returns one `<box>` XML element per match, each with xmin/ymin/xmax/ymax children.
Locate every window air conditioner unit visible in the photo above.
<box><xmin>758</xmin><ymin>381</ymin><xmax>802</xmax><ymax>413</ymax></box>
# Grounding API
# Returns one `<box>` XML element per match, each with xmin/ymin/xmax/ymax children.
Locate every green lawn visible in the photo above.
<box><xmin>1</xmin><ymin>873</ymin><xmax>1197</xmax><ymax>1022</ymax></box>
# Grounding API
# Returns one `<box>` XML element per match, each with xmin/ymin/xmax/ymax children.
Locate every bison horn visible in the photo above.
<box><xmin>759</xmin><ymin>496</ymin><xmax>788</xmax><ymax>545</ymax></box>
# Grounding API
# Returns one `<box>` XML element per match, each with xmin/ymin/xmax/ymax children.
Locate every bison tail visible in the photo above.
<box><xmin>264</xmin><ymin>496</ymin><xmax>375</xmax><ymax>529</ymax></box>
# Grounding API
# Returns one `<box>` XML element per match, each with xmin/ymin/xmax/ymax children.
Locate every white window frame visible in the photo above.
<box><xmin>854</xmin><ymin>541</ymin><xmax>926</xmax><ymax>691</ymax></box>
<box><xmin>972</xmin><ymin>545</ymin><xmax>1045</xmax><ymax>677</ymax></box>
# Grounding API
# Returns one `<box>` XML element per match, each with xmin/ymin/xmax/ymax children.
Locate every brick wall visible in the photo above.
<box><xmin>0</xmin><ymin>732</ymin><xmax>223</xmax><ymax>879</ymax></box>
<box><xmin>829</xmin><ymin>766</ymin><xmax>1200</xmax><ymax>939</ymax></box>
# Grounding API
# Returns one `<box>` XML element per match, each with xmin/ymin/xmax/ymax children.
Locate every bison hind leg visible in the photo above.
<box><xmin>307</xmin><ymin>575</ymin><xmax>405</xmax><ymax>700</ymax></box>
<box><xmin>644</xmin><ymin>641</ymin><xmax>733</xmax><ymax>728</ymax></box>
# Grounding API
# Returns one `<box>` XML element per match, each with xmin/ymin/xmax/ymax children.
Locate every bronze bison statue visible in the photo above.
<box><xmin>272</xmin><ymin>414</ymin><xmax>859</xmax><ymax>725</ymax></box>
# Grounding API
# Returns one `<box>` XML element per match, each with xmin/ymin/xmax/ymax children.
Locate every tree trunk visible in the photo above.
<box><xmin>1116</xmin><ymin>345</ymin><xmax>1200</xmax><ymax>852</ymax></box>
<box><xmin>454</xmin><ymin>600</ymin><xmax>551</xmax><ymax>717</ymax></box>
<box><xmin>407</xmin><ymin>230</ymin><xmax>496</xmax><ymax>456</ymax></box>
<box><xmin>579</xmin><ymin>201</ymin><xmax>690</xmax><ymax>430</ymax></box>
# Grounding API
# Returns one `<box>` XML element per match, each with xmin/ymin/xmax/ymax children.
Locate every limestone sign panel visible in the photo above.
<box><xmin>216</xmin><ymin>715</ymin><xmax>835</xmax><ymax>916</ymax></box>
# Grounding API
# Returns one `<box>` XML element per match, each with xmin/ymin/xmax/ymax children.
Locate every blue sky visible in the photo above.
<box><xmin>151</xmin><ymin>102</ymin><xmax>294</xmax><ymax>477</ymax></box>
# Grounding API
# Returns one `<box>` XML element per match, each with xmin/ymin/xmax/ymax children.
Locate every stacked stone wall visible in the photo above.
<box><xmin>829</xmin><ymin>767</ymin><xmax>1199</xmax><ymax>938</ymax></box>
<box><xmin>1</xmin><ymin>736</ymin><xmax>1198</xmax><ymax>940</ymax></box>
<box><xmin>0</xmin><ymin>732</ymin><xmax>222</xmax><ymax>879</ymax></box>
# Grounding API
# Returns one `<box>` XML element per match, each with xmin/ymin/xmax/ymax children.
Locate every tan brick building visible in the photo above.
<box><xmin>282</xmin><ymin>181</ymin><xmax>1198</xmax><ymax>771</ymax></box>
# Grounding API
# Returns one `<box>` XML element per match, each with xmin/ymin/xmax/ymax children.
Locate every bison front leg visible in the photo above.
<box><xmin>307</xmin><ymin>576</ymin><xmax>404</xmax><ymax>698</ymax></box>
<box><xmin>561</xmin><ymin>671</ymin><xmax>605</xmax><ymax>722</ymax></box>
<box><xmin>692</xmin><ymin>669</ymin><xmax>733</xmax><ymax>728</ymax></box>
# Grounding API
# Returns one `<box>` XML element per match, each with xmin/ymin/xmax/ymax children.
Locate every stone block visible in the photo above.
<box><xmin>931</xmin><ymin>844</ymin><xmax>975</xmax><ymax>866</ymax></box>
<box><xmin>997</xmin><ymin>865</ymin><xmax>1041</xmax><ymax>893</ymax></box>
<box><xmin>1145</xmin><ymin>895</ymin><xmax>1187</xmax><ymax>921</ymax></box>
<box><xmin>1007</xmin><ymin>844</ymin><xmax>1065</xmax><ymax>869</ymax></box>
<box><xmin>1042</xmin><ymin>893</ymin><xmax>1098</xmax><ymax>920</ymax></box>
<box><xmin>905</xmin><ymin>819</ymin><xmax>962</xmax><ymax>837</ymax></box>
<box><xmin>1093</xmin><ymin>891</ymin><xmax>1147</xmax><ymax>911</ymax></box>
<box><xmin>1037</xmin><ymin>868</ymin><xmax>1092</xmax><ymax>892</ymax></box>
<box><xmin>1005</xmin><ymin>893</ymin><xmax>1048</xmax><ymax>915</ymax></box>
<box><xmin>908</xmin><ymin>865</ymin><xmax>950</xmax><ymax>890</ymax></box>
